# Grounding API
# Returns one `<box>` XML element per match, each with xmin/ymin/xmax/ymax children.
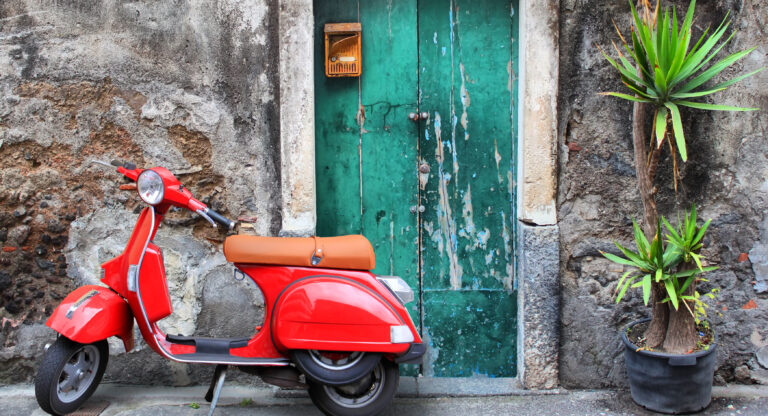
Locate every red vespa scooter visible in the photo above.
<box><xmin>35</xmin><ymin>161</ymin><xmax>425</xmax><ymax>416</ymax></box>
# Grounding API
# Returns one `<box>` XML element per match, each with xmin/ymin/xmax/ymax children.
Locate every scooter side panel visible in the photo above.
<box><xmin>137</xmin><ymin>245</ymin><xmax>173</xmax><ymax>323</ymax></box>
<box><xmin>272</xmin><ymin>276</ymin><xmax>410</xmax><ymax>353</ymax></box>
<box><xmin>46</xmin><ymin>285</ymin><xmax>135</xmax><ymax>352</ymax></box>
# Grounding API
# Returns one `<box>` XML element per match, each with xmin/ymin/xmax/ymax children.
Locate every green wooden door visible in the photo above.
<box><xmin>315</xmin><ymin>0</ymin><xmax>518</xmax><ymax>377</ymax></box>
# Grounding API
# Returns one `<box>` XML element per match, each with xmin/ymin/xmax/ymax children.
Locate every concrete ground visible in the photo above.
<box><xmin>2</xmin><ymin>382</ymin><xmax>767</xmax><ymax>416</ymax></box>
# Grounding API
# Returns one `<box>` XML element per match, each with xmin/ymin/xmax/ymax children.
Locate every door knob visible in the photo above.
<box><xmin>408</xmin><ymin>112</ymin><xmax>430</xmax><ymax>122</ymax></box>
<box><xmin>410</xmin><ymin>205</ymin><xmax>425</xmax><ymax>214</ymax></box>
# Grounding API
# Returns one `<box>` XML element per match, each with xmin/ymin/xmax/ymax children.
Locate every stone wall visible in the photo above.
<box><xmin>0</xmin><ymin>0</ymin><xmax>278</xmax><ymax>384</ymax></box>
<box><xmin>558</xmin><ymin>0</ymin><xmax>768</xmax><ymax>388</ymax></box>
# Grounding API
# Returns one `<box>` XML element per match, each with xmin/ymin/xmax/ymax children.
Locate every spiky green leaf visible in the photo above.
<box><xmin>654</xmin><ymin>107</ymin><xmax>668</xmax><ymax>148</ymax></box>
<box><xmin>601</xmin><ymin>92</ymin><xmax>654</xmax><ymax>103</ymax></box>
<box><xmin>601</xmin><ymin>251</ymin><xmax>639</xmax><ymax>267</ymax></box>
<box><xmin>675</xmin><ymin>266</ymin><xmax>718</xmax><ymax>277</ymax></box>
<box><xmin>616</xmin><ymin>275</ymin><xmax>638</xmax><ymax>303</ymax></box>
<box><xmin>642</xmin><ymin>274</ymin><xmax>652</xmax><ymax>305</ymax></box>
<box><xmin>693</xmin><ymin>218</ymin><xmax>712</xmax><ymax>245</ymax></box>
<box><xmin>679</xmin><ymin>275</ymin><xmax>696</xmax><ymax>294</ymax></box>
<box><xmin>633</xmin><ymin>220</ymin><xmax>650</xmax><ymax>258</ymax></box>
<box><xmin>664</xmin><ymin>102</ymin><xmax>687</xmax><ymax>161</ymax></box>
<box><xmin>711</xmin><ymin>67</ymin><xmax>766</xmax><ymax>90</ymax></box>
<box><xmin>677</xmin><ymin>101</ymin><xmax>759</xmax><ymax>111</ymax></box>
<box><xmin>678</xmin><ymin>47</ymin><xmax>757</xmax><ymax>94</ymax></box>
<box><xmin>670</xmin><ymin>87</ymin><xmax>726</xmax><ymax>99</ymax></box>
<box><xmin>665</xmin><ymin>278</ymin><xmax>679</xmax><ymax>310</ymax></box>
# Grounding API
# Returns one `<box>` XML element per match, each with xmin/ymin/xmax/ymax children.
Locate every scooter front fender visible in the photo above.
<box><xmin>46</xmin><ymin>285</ymin><xmax>135</xmax><ymax>352</ymax></box>
<box><xmin>272</xmin><ymin>276</ymin><xmax>410</xmax><ymax>354</ymax></box>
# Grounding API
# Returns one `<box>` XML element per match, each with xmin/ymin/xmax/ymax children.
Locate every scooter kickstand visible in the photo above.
<box><xmin>205</xmin><ymin>364</ymin><xmax>228</xmax><ymax>416</ymax></box>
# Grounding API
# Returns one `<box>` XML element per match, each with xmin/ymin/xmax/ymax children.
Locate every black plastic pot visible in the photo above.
<box><xmin>622</xmin><ymin>318</ymin><xmax>717</xmax><ymax>414</ymax></box>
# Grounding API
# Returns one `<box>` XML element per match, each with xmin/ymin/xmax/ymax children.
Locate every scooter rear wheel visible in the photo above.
<box><xmin>35</xmin><ymin>337</ymin><xmax>108</xmax><ymax>416</ymax></box>
<box><xmin>308</xmin><ymin>359</ymin><xmax>399</xmax><ymax>416</ymax></box>
<box><xmin>292</xmin><ymin>350</ymin><xmax>381</xmax><ymax>386</ymax></box>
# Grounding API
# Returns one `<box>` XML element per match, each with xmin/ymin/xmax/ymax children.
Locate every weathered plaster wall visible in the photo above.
<box><xmin>0</xmin><ymin>0</ymin><xmax>280</xmax><ymax>384</ymax></box>
<box><xmin>558</xmin><ymin>0</ymin><xmax>768</xmax><ymax>388</ymax></box>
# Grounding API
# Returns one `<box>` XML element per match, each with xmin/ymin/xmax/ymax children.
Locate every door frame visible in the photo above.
<box><xmin>276</xmin><ymin>0</ymin><xmax>560</xmax><ymax>390</ymax></box>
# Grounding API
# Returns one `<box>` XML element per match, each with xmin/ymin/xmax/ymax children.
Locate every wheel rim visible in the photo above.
<box><xmin>308</xmin><ymin>350</ymin><xmax>365</xmax><ymax>371</ymax></box>
<box><xmin>322</xmin><ymin>362</ymin><xmax>385</xmax><ymax>409</ymax></box>
<box><xmin>56</xmin><ymin>344</ymin><xmax>100</xmax><ymax>403</ymax></box>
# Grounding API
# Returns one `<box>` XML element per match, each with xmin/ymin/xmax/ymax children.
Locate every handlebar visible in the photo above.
<box><xmin>195</xmin><ymin>207</ymin><xmax>235</xmax><ymax>230</ymax></box>
<box><xmin>97</xmin><ymin>161</ymin><xmax>237</xmax><ymax>230</ymax></box>
<box><xmin>206</xmin><ymin>208</ymin><xmax>236</xmax><ymax>231</ymax></box>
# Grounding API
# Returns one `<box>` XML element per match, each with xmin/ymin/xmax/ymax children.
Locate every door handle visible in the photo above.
<box><xmin>410</xmin><ymin>205</ymin><xmax>425</xmax><ymax>214</ymax></box>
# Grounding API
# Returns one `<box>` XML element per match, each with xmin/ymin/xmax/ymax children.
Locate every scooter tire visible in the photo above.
<box><xmin>292</xmin><ymin>350</ymin><xmax>381</xmax><ymax>386</ymax></box>
<box><xmin>308</xmin><ymin>359</ymin><xmax>399</xmax><ymax>416</ymax></box>
<box><xmin>35</xmin><ymin>337</ymin><xmax>108</xmax><ymax>416</ymax></box>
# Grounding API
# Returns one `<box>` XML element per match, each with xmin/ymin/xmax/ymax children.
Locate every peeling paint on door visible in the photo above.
<box><xmin>459</xmin><ymin>62</ymin><xmax>470</xmax><ymax>140</ymax></box>
<box><xmin>432</xmin><ymin>112</ymin><xmax>463</xmax><ymax>290</ymax></box>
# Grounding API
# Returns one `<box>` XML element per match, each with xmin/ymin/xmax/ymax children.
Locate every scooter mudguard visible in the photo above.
<box><xmin>46</xmin><ymin>285</ymin><xmax>135</xmax><ymax>352</ymax></box>
<box><xmin>272</xmin><ymin>276</ymin><xmax>410</xmax><ymax>354</ymax></box>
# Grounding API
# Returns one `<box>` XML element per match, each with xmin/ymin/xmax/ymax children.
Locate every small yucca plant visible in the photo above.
<box><xmin>600</xmin><ymin>0</ymin><xmax>763</xmax><ymax>164</ymax></box>
<box><xmin>603</xmin><ymin>206</ymin><xmax>716</xmax><ymax>314</ymax></box>
<box><xmin>602</xmin><ymin>205</ymin><xmax>719</xmax><ymax>352</ymax></box>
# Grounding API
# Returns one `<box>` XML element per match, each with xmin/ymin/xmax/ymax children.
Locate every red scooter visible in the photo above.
<box><xmin>35</xmin><ymin>161</ymin><xmax>424</xmax><ymax>416</ymax></box>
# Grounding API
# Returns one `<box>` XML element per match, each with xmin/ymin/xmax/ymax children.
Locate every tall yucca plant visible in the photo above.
<box><xmin>600</xmin><ymin>0</ymin><xmax>763</xmax><ymax>353</ymax></box>
<box><xmin>600</xmin><ymin>0</ymin><xmax>763</xmax><ymax>164</ymax></box>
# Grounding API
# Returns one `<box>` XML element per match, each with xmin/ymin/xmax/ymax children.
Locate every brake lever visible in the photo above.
<box><xmin>92</xmin><ymin>160</ymin><xmax>138</xmax><ymax>171</ymax></box>
<box><xmin>90</xmin><ymin>160</ymin><xmax>115</xmax><ymax>168</ymax></box>
<box><xmin>195</xmin><ymin>209</ymin><xmax>217</xmax><ymax>228</ymax></box>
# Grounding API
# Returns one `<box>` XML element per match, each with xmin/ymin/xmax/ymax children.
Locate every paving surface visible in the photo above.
<box><xmin>1</xmin><ymin>384</ymin><xmax>767</xmax><ymax>416</ymax></box>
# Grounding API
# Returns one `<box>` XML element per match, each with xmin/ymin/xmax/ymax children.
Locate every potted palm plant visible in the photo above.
<box><xmin>604</xmin><ymin>207</ymin><xmax>718</xmax><ymax>413</ymax></box>
<box><xmin>600</xmin><ymin>0</ymin><xmax>763</xmax><ymax>413</ymax></box>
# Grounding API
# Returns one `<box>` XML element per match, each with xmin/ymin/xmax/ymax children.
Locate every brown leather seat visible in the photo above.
<box><xmin>223</xmin><ymin>235</ymin><xmax>375</xmax><ymax>270</ymax></box>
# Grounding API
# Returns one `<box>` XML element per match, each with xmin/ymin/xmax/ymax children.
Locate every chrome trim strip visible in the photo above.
<box><xmin>65</xmin><ymin>289</ymin><xmax>99</xmax><ymax>319</ymax></box>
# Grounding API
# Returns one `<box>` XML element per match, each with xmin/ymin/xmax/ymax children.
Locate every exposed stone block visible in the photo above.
<box><xmin>517</xmin><ymin>223</ymin><xmax>560</xmax><ymax>389</ymax></box>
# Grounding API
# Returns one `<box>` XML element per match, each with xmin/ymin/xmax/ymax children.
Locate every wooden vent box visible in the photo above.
<box><xmin>324</xmin><ymin>23</ymin><xmax>362</xmax><ymax>77</ymax></box>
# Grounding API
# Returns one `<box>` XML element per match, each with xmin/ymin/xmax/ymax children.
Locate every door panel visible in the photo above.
<box><xmin>314</xmin><ymin>1</ymin><xmax>421</xmax><ymax>332</ymax></box>
<box><xmin>358</xmin><ymin>0</ymin><xmax>420</xmax><ymax>307</ymax></box>
<box><xmin>315</xmin><ymin>0</ymin><xmax>518</xmax><ymax>377</ymax></box>
<box><xmin>314</xmin><ymin>1</ymin><xmax>363</xmax><ymax>238</ymax></box>
<box><xmin>418</xmin><ymin>0</ymin><xmax>518</xmax><ymax>376</ymax></box>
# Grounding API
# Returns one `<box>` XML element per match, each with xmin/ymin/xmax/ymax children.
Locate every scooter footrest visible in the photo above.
<box><xmin>166</xmin><ymin>335</ymin><xmax>249</xmax><ymax>353</ymax></box>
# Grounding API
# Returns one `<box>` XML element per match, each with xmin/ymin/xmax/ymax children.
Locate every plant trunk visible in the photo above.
<box><xmin>645</xmin><ymin>283</ymin><xmax>669</xmax><ymax>348</ymax></box>
<box><xmin>662</xmin><ymin>263</ymin><xmax>699</xmax><ymax>354</ymax></box>
<box><xmin>662</xmin><ymin>301</ymin><xmax>698</xmax><ymax>354</ymax></box>
<box><xmin>632</xmin><ymin>100</ymin><xmax>668</xmax><ymax>348</ymax></box>
<box><xmin>631</xmin><ymin>101</ymin><xmax>657</xmax><ymax>237</ymax></box>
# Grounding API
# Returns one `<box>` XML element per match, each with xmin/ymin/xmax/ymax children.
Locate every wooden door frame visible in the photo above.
<box><xmin>277</xmin><ymin>0</ymin><xmax>560</xmax><ymax>389</ymax></box>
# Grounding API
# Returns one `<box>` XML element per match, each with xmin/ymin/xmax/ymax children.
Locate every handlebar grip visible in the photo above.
<box><xmin>206</xmin><ymin>209</ymin><xmax>236</xmax><ymax>231</ymax></box>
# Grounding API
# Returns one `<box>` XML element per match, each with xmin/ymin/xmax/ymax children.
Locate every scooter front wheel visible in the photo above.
<box><xmin>35</xmin><ymin>337</ymin><xmax>108</xmax><ymax>416</ymax></box>
<box><xmin>292</xmin><ymin>350</ymin><xmax>381</xmax><ymax>386</ymax></box>
<box><xmin>308</xmin><ymin>359</ymin><xmax>399</xmax><ymax>416</ymax></box>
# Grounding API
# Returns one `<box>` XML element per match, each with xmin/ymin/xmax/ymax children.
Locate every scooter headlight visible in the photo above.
<box><xmin>377</xmin><ymin>276</ymin><xmax>414</xmax><ymax>304</ymax></box>
<box><xmin>137</xmin><ymin>170</ymin><xmax>164</xmax><ymax>205</ymax></box>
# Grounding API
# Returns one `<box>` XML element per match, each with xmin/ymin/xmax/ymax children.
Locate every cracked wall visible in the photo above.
<box><xmin>558</xmin><ymin>0</ymin><xmax>768</xmax><ymax>388</ymax></box>
<box><xmin>0</xmin><ymin>0</ymin><xmax>279</xmax><ymax>384</ymax></box>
